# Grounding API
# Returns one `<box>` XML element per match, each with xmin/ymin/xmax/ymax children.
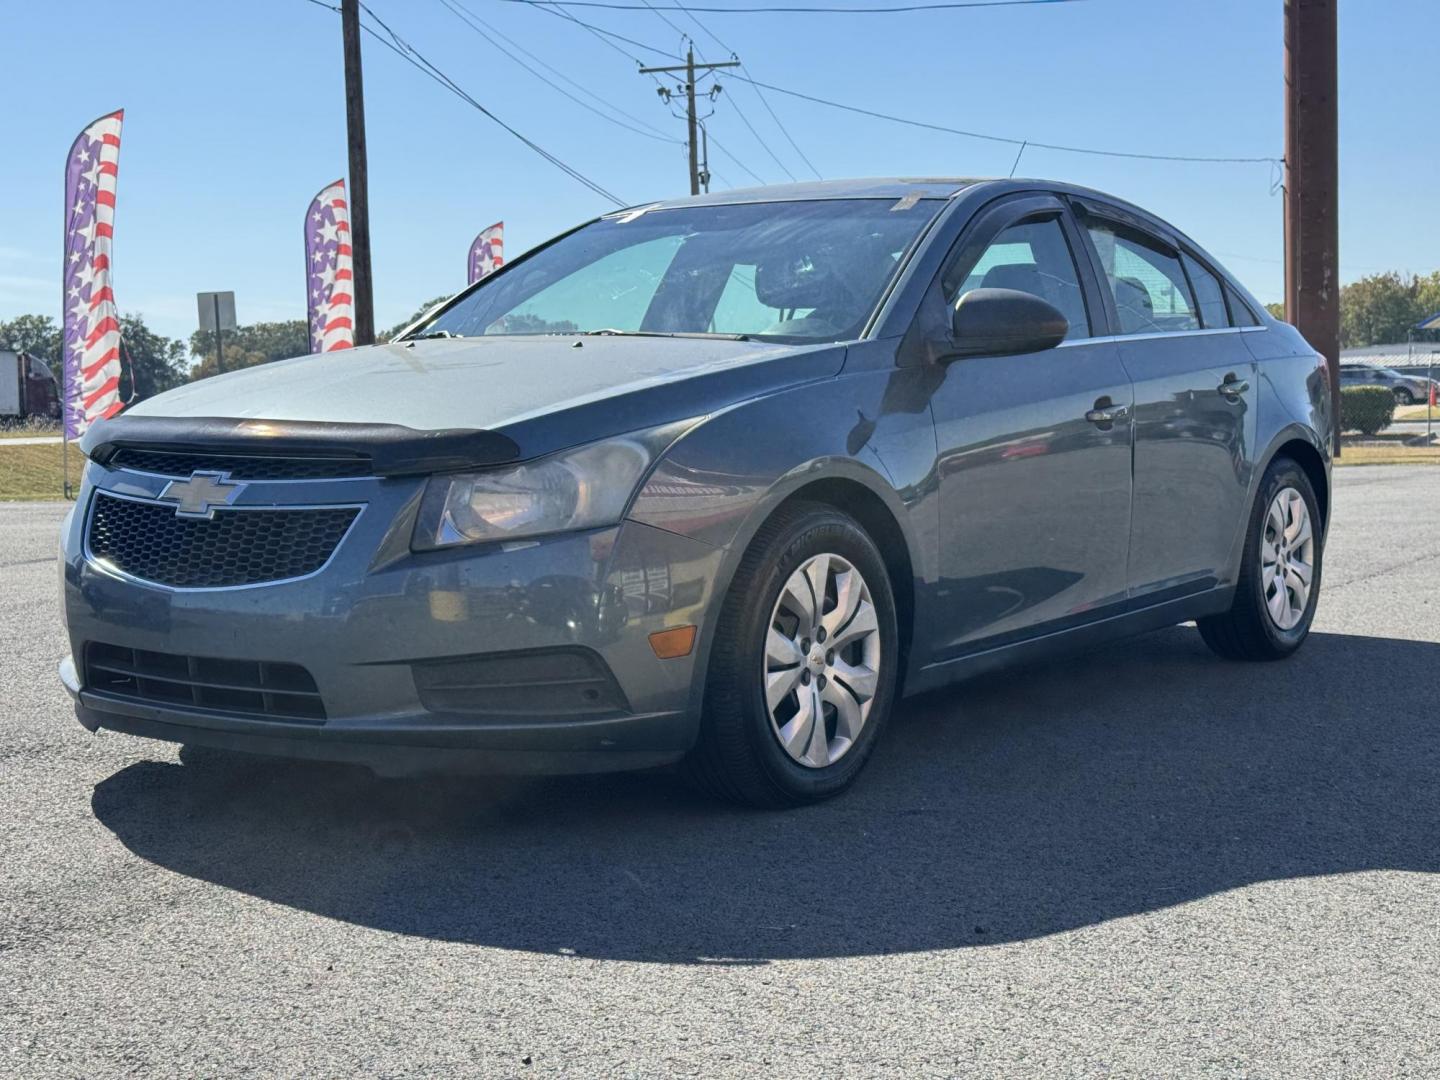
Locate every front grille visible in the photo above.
<box><xmin>108</xmin><ymin>448</ymin><xmax>371</xmax><ymax>480</ymax></box>
<box><xmin>88</xmin><ymin>492</ymin><xmax>358</xmax><ymax>588</ymax></box>
<box><xmin>85</xmin><ymin>642</ymin><xmax>325</xmax><ymax>721</ymax></box>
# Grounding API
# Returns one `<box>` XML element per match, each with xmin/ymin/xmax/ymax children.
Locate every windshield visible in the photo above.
<box><xmin>416</xmin><ymin>198</ymin><xmax>942</xmax><ymax>344</ymax></box>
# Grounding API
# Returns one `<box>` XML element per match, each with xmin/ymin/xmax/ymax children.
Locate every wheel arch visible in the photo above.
<box><xmin>1262</xmin><ymin>430</ymin><xmax>1331</xmax><ymax>531</ymax></box>
<box><xmin>682</xmin><ymin>466</ymin><xmax>923</xmax><ymax>727</ymax></box>
<box><xmin>771</xmin><ymin>477</ymin><xmax>917</xmax><ymax>680</ymax></box>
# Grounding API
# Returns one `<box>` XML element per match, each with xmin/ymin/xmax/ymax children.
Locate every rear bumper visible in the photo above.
<box><xmin>59</xmin><ymin>655</ymin><xmax>687</xmax><ymax>776</ymax></box>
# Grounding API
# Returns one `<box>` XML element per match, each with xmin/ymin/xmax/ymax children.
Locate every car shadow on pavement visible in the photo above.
<box><xmin>90</xmin><ymin>628</ymin><xmax>1440</xmax><ymax>963</ymax></box>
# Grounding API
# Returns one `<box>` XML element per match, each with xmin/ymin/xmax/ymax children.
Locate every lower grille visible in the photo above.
<box><xmin>85</xmin><ymin>642</ymin><xmax>326</xmax><ymax>722</ymax></box>
<box><xmin>87</xmin><ymin>492</ymin><xmax>358</xmax><ymax>588</ymax></box>
<box><xmin>412</xmin><ymin>647</ymin><xmax>629</xmax><ymax>718</ymax></box>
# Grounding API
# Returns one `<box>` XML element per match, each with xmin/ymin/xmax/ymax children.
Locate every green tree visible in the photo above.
<box><xmin>1338</xmin><ymin>272</ymin><xmax>1425</xmax><ymax>348</ymax></box>
<box><xmin>0</xmin><ymin>313</ymin><xmax>63</xmax><ymax>366</ymax></box>
<box><xmin>1265</xmin><ymin>302</ymin><xmax>1285</xmax><ymax>321</ymax></box>
<box><xmin>118</xmin><ymin>313</ymin><xmax>188</xmax><ymax>401</ymax></box>
<box><xmin>1412</xmin><ymin>270</ymin><xmax>1440</xmax><ymax>325</ymax></box>
<box><xmin>189</xmin><ymin>319</ymin><xmax>310</xmax><ymax>380</ymax></box>
<box><xmin>382</xmin><ymin>295</ymin><xmax>453</xmax><ymax>342</ymax></box>
<box><xmin>1</xmin><ymin>311</ymin><xmax>185</xmax><ymax>404</ymax></box>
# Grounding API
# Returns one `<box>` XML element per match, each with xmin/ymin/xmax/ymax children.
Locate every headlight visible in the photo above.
<box><xmin>412</xmin><ymin>422</ymin><xmax>691</xmax><ymax>550</ymax></box>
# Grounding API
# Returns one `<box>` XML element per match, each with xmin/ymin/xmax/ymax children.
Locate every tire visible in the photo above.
<box><xmin>1197</xmin><ymin>457</ymin><xmax>1323</xmax><ymax>661</ymax></box>
<box><xmin>1395</xmin><ymin>388</ymin><xmax>1415</xmax><ymax>406</ymax></box>
<box><xmin>685</xmin><ymin>501</ymin><xmax>900</xmax><ymax>808</ymax></box>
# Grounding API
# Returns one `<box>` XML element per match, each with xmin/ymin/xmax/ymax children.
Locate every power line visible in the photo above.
<box><xmin>435</xmin><ymin>0</ymin><xmax>682</xmax><ymax>144</ymax></box>
<box><xmin>352</xmin><ymin>3</ymin><xmax>627</xmax><ymax>204</ymax></box>
<box><xmin>635</xmin><ymin>0</ymin><xmax>690</xmax><ymax>41</ymax></box>
<box><xmin>730</xmin><ymin>70</ymin><xmax>822</xmax><ymax>179</ymax></box>
<box><xmin>717</xmin><ymin>88</ymin><xmax>795</xmax><ymax>181</ymax></box>
<box><xmin>725</xmin><ymin>70</ymin><xmax>1282</xmax><ymax>165</ymax></box>
<box><xmin>497</xmin><ymin>0</ymin><xmax>1082</xmax><ymax>11</ymax></box>
<box><xmin>522</xmin><ymin>0</ymin><xmax>684</xmax><ymax>58</ymax></box>
<box><xmin>707</xmin><ymin>131</ymin><xmax>769</xmax><ymax>186</ymax></box>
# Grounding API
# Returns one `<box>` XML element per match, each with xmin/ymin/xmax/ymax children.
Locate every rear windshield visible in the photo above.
<box><xmin>415</xmin><ymin>198</ymin><xmax>942</xmax><ymax>344</ymax></box>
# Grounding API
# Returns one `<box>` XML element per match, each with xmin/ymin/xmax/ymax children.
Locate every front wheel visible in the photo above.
<box><xmin>1395</xmin><ymin>388</ymin><xmax>1416</xmax><ymax>406</ymax></box>
<box><xmin>686</xmin><ymin>502</ymin><xmax>899</xmax><ymax>808</ymax></box>
<box><xmin>1198</xmin><ymin>457</ymin><xmax>1323</xmax><ymax>661</ymax></box>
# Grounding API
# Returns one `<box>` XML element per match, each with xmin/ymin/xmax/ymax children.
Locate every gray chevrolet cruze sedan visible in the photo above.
<box><xmin>58</xmin><ymin>179</ymin><xmax>1332</xmax><ymax>806</ymax></box>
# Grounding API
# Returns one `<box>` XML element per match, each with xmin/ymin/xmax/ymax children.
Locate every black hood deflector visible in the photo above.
<box><xmin>81</xmin><ymin>415</ymin><xmax>521</xmax><ymax>477</ymax></box>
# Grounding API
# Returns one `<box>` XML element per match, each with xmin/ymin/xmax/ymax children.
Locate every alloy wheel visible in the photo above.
<box><xmin>1260</xmin><ymin>486</ymin><xmax>1315</xmax><ymax>630</ymax></box>
<box><xmin>763</xmin><ymin>553</ymin><xmax>882</xmax><ymax>768</ymax></box>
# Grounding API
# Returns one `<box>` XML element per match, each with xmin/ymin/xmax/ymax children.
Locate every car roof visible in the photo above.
<box><xmin>625</xmin><ymin>178</ymin><xmax>1198</xmax><ymax>241</ymax></box>
<box><xmin>630</xmin><ymin>178</ymin><xmax>982</xmax><ymax>210</ymax></box>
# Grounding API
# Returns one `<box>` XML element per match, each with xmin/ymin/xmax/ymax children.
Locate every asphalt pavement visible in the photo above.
<box><xmin>3</xmin><ymin>467</ymin><xmax>1438</xmax><ymax>1077</ymax></box>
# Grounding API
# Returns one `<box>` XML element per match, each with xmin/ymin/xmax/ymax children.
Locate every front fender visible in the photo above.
<box><xmin>627</xmin><ymin>356</ymin><xmax>939</xmax><ymax>710</ymax></box>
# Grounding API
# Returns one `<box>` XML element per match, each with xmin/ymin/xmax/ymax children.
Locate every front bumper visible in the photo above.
<box><xmin>59</xmin><ymin>462</ymin><xmax>724</xmax><ymax>776</ymax></box>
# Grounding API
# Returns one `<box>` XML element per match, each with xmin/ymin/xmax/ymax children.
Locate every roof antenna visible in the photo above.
<box><xmin>1008</xmin><ymin>140</ymin><xmax>1028</xmax><ymax>179</ymax></box>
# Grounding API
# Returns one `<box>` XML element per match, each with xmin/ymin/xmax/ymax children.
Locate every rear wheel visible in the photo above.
<box><xmin>686</xmin><ymin>502</ymin><xmax>899</xmax><ymax>808</ymax></box>
<box><xmin>1198</xmin><ymin>457</ymin><xmax>1322</xmax><ymax>661</ymax></box>
<box><xmin>1394</xmin><ymin>387</ymin><xmax>1416</xmax><ymax>406</ymax></box>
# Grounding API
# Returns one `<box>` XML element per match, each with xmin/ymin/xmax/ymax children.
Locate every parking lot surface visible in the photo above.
<box><xmin>3</xmin><ymin>466</ymin><xmax>1438</xmax><ymax>1077</ymax></box>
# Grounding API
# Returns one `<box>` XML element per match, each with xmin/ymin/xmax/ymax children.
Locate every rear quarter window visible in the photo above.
<box><xmin>1182</xmin><ymin>253</ymin><xmax>1229</xmax><ymax>329</ymax></box>
<box><xmin>1224</xmin><ymin>283</ymin><xmax>1261</xmax><ymax>326</ymax></box>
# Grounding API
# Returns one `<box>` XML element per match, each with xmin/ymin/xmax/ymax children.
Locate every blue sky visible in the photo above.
<box><xmin>2</xmin><ymin>0</ymin><xmax>1436</xmax><ymax>349</ymax></box>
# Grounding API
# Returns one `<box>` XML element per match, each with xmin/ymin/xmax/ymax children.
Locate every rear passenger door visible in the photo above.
<box><xmin>1074</xmin><ymin>202</ymin><xmax>1258</xmax><ymax>602</ymax></box>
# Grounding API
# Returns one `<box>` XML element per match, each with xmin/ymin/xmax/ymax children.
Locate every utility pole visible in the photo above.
<box><xmin>641</xmin><ymin>46</ymin><xmax>739</xmax><ymax>196</ymax></box>
<box><xmin>1283</xmin><ymin>0</ymin><xmax>1339</xmax><ymax>453</ymax></box>
<box><xmin>340</xmin><ymin>0</ymin><xmax>375</xmax><ymax>345</ymax></box>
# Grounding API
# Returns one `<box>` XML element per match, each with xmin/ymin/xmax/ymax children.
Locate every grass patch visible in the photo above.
<box><xmin>0</xmin><ymin>442</ymin><xmax>83</xmax><ymax>499</ymax></box>
<box><xmin>1335</xmin><ymin>444</ymin><xmax>1440</xmax><ymax>467</ymax></box>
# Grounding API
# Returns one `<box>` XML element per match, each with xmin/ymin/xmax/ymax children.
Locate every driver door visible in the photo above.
<box><xmin>927</xmin><ymin>196</ymin><xmax>1134</xmax><ymax>659</ymax></box>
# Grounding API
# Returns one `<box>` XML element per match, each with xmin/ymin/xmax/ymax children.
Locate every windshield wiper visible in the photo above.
<box><xmin>575</xmin><ymin>329</ymin><xmax>751</xmax><ymax>341</ymax></box>
<box><xmin>411</xmin><ymin>329</ymin><xmax>463</xmax><ymax>340</ymax></box>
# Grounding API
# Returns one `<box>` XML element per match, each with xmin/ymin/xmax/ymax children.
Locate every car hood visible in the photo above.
<box><xmin>126</xmin><ymin>335</ymin><xmax>846</xmax><ymax>458</ymax></box>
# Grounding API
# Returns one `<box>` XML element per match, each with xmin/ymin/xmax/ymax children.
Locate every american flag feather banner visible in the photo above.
<box><xmin>304</xmin><ymin>179</ymin><xmax>356</xmax><ymax>353</ymax></box>
<box><xmin>62</xmin><ymin>109</ymin><xmax>125</xmax><ymax>438</ymax></box>
<box><xmin>468</xmin><ymin>222</ymin><xmax>504</xmax><ymax>285</ymax></box>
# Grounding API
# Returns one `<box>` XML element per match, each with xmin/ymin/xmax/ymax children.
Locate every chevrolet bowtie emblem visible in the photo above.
<box><xmin>158</xmin><ymin>471</ymin><xmax>245</xmax><ymax>519</ymax></box>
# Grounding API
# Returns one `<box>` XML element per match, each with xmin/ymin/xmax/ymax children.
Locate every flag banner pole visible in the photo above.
<box><xmin>62</xmin><ymin>107</ymin><xmax>126</xmax><ymax>496</ymax></box>
<box><xmin>467</xmin><ymin>221</ymin><xmax>505</xmax><ymax>286</ymax></box>
<box><xmin>304</xmin><ymin>179</ymin><xmax>357</xmax><ymax>354</ymax></box>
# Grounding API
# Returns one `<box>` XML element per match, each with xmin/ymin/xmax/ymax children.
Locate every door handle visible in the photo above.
<box><xmin>1218</xmin><ymin>374</ymin><xmax>1250</xmax><ymax>400</ymax></box>
<box><xmin>1085</xmin><ymin>402</ymin><xmax>1129</xmax><ymax>425</ymax></box>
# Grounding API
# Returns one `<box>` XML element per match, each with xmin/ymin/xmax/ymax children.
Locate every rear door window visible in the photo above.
<box><xmin>1086</xmin><ymin>222</ymin><xmax>1200</xmax><ymax>334</ymax></box>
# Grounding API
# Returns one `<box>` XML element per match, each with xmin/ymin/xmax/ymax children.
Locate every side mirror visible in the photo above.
<box><xmin>945</xmin><ymin>287</ymin><xmax>1068</xmax><ymax>360</ymax></box>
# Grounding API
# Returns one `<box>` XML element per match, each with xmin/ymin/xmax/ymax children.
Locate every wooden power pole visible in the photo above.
<box><xmin>1284</xmin><ymin>0</ymin><xmax>1339</xmax><ymax>452</ymax></box>
<box><xmin>641</xmin><ymin>47</ymin><xmax>739</xmax><ymax>196</ymax></box>
<box><xmin>340</xmin><ymin>0</ymin><xmax>375</xmax><ymax>345</ymax></box>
